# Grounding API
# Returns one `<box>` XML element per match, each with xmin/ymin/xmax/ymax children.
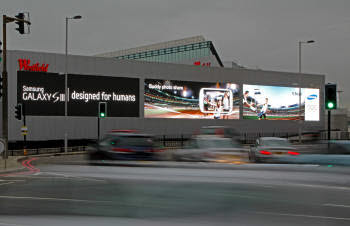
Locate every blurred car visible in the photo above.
<box><xmin>172</xmin><ymin>135</ymin><xmax>247</xmax><ymax>162</ymax></box>
<box><xmin>198</xmin><ymin>126</ymin><xmax>240</xmax><ymax>139</ymax></box>
<box><xmin>88</xmin><ymin>131</ymin><xmax>161</xmax><ymax>160</ymax></box>
<box><xmin>299</xmin><ymin>140</ymin><xmax>350</xmax><ymax>154</ymax></box>
<box><xmin>249</xmin><ymin>137</ymin><xmax>300</xmax><ymax>163</ymax></box>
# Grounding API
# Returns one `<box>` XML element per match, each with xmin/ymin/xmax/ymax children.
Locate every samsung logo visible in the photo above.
<box><xmin>307</xmin><ymin>94</ymin><xmax>318</xmax><ymax>100</ymax></box>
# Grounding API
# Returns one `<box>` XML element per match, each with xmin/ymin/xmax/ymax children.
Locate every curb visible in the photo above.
<box><xmin>0</xmin><ymin>156</ymin><xmax>27</xmax><ymax>174</ymax></box>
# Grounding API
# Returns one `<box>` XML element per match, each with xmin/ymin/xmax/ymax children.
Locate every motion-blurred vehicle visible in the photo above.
<box><xmin>172</xmin><ymin>135</ymin><xmax>247</xmax><ymax>162</ymax></box>
<box><xmin>299</xmin><ymin>140</ymin><xmax>350</xmax><ymax>154</ymax></box>
<box><xmin>249</xmin><ymin>137</ymin><xmax>300</xmax><ymax>163</ymax></box>
<box><xmin>198</xmin><ymin>126</ymin><xmax>240</xmax><ymax>139</ymax></box>
<box><xmin>88</xmin><ymin>131</ymin><xmax>161</xmax><ymax>160</ymax></box>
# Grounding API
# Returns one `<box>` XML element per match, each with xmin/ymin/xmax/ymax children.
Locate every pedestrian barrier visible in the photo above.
<box><xmin>8</xmin><ymin>146</ymin><xmax>88</xmax><ymax>156</ymax></box>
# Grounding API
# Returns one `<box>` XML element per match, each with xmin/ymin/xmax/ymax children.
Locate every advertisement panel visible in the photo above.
<box><xmin>243</xmin><ymin>84</ymin><xmax>320</xmax><ymax>121</ymax></box>
<box><xmin>17</xmin><ymin>71</ymin><xmax>65</xmax><ymax>116</ymax></box>
<box><xmin>144</xmin><ymin>79</ymin><xmax>239</xmax><ymax>119</ymax></box>
<box><xmin>17</xmin><ymin>71</ymin><xmax>140</xmax><ymax>117</ymax></box>
<box><xmin>68</xmin><ymin>74</ymin><xmax>139</xmax><ymax>117</ymax></box>
<box><xmin>303</xmin><ymin>88</ymin><xmax>320</xmax><ymax>121</ymax></box>
<box><xmin>243</xmin><ymin>84</ymin><xmax>302</xmax><ymax>120</ymax></box>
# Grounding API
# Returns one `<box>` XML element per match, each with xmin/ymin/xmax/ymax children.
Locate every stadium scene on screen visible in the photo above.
<box><xmin>144</xmin><ymin>79</ymin><xmax>240</xmax><ymax>119</ymax></box>
<box><xmin>243</xmin><ymin>84</ymin><xmax>304</xmax><ymax>120</ymax></box>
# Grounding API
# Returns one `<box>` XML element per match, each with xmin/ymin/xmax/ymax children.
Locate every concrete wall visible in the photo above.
<box><xmin>6</xmin><ymin>50</ymin><xmax>325</xmax><ymax>141</ymax></box>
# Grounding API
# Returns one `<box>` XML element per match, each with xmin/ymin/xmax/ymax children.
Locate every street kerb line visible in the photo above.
<box><xmin>255</xmin><ymin>211</ymin><xmax>350</xmax><ymax>221</ymax></box>
<box><xmin>0</xmin><ymin>158</ymin><xmax>40</xmax><ymax>177</ymax></box>
<box><xmin>0</xmin><ymin>195</ymin><xmax>112</xmax><ymax>203</ymax></box>
<box><xmin>0</xmin><ymin>182</ymin><xmax>15</xmax><ymax>186</ymax></box>
<box><xmin>0</xmin><ymin>221</ymin><xmax>31</xmax><ymax>226</ymax></box>
<box><xmin>323</xmin><ymin>203</ymin><xmax>350</xmax><ymax>208</ymax></box>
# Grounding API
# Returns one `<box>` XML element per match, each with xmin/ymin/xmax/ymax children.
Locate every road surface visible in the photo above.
<box><xmin>0</xmin><ymin>157</ymin><xmax>350</xmax><ymax>225</ymax></box>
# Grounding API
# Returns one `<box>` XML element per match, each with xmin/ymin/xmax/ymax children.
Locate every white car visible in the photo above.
<box><xmin>172</xmin><ymin>136</ymin><xmax>247</xmax><ymax>162</ymax></box>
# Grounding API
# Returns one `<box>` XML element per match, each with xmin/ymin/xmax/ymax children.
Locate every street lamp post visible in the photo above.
<box><xmin>298</xmin><ymin>40</ymin><xmax>315</xmax><ymax>143</ymax></box>
<box><xmin>64</xmin><ymin>15</ymin><xmax>82</xmax><ymax>152</ymax></box>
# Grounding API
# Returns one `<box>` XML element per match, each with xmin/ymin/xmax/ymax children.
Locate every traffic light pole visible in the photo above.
<box><xmin>97</xmin><ymin>117</ymin><xmax>100</xmax><ymax>140</ymax></box>
<box><xmin>2</xmin><ymin>15</ymin><xmax>31</xmax><ymax>160</ymax></box>
<box><xmin>2</xmin><ymin>15</ymin><xmax>9</xmax><ymax>159</ymax></box>
<box><xmin>23</xmin><ymin>104</ymin><xmax>26</xmax><ymax>151</ymax></box>
<box><xmin>328</xmin><ymin>110</ymin><xmax>331</xmax><ymax>141</ymax></box>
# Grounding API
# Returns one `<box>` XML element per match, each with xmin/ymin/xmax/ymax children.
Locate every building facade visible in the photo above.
<box><xmin>95</xmin><ymin>36</ymin><xmax>235</xmax><ymax>68</ymax></box>
<box><xmin>0</xmin><ymin>50</ymin><xmax>325</xmax><ymax>143</ymax></box>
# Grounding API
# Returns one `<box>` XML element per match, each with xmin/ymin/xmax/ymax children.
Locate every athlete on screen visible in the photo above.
<box><xmin>257</xmin><ymin>98</ymin><xmax>269</xmax><ymax>120</ymax></box>
<box><xmin>222</xmin><ymin>92</ymin><xmax>230</xmax><ymax>119</ymax></box>
<box><xmin>243</xmin><ymin>91</ymin><xmax>256</xmax><ymax>112</ymax></box>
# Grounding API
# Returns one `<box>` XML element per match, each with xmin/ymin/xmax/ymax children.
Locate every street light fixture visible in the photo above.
<box><xmin>298</xmin><ymin>40</ymin><xmax>315</xmax><ymax>143</ymax></box>
<box><xmin>64</xmin><ymin>15</ymin><xmax>82</xmax><ymax>152</ymax></box>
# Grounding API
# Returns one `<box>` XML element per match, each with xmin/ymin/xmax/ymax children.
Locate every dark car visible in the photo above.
<box><xmin>249</xmin><ymin>137</ymin><xmax>300</xmax><ymax>163</ymax></box>
<box><xmin>88</xmin><ymin>132</ymin><xmax>159</xmax><ymax>160</ymax></box>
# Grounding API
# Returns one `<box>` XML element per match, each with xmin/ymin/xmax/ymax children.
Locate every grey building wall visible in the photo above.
<box><xmin>6</xmin><ymin>50</ymin><xmax>325</xmax><ymax>141</ymax></box>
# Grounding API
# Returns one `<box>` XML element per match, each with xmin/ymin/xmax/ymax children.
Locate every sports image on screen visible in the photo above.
<box><xmin>199</xmin><ymin>88</ymin><xmax>233</xmax><ymax>116</ymax></box>
<box><xmin>243</xmin><ymin>84</ymin><xmax>302</xmax><ymax>120</ymax></box>
<box><xmin>144</xmin><ymin>79</ymin><xmax>239</xmax><ymax>119</ymax></box>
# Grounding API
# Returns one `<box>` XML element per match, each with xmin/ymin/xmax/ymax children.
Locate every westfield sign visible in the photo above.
<box><xmin>18</xmin><ymin>59</ymin><xmax>49</xmax><ymax>72</ymax></box>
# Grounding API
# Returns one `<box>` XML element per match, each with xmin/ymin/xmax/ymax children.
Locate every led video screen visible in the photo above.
<box><xmin>17</xmin><ymin>71</ymin><xmax>65</xmax><ymax>116</ymax></box>
<box><xmin>144</xmin><ymin>79</ymin><xmax>239</xmax><ymax>119</ymax></box>
<box><xmin>17</xmin><ymin>71</ymin><xmax>139</xmax><ymax>117</ymax></box>
<box><xmin>243</xmin><ymin>84</ymin><xmax>320</xmax><ymax>121</ymax></box>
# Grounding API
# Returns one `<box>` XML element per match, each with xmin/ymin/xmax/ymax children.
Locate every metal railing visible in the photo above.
<box><xmin>8</xmin><ymin>146</ymin><xmax>88</xmax><ymax>156</ymax></box>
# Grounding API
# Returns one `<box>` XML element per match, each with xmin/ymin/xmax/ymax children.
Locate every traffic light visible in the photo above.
<box><xmin>99</xmin><ymin>102</ymin><xmax>107</xmax><ymax>118</ymax></box>
<box><xmin>325</xmin><ymin>84</ymin><xmax>337</xmax><ymax>110</ymax></box>
<box><xmin>15</xmin><ymin>13</ymin><xmax>25</xmax><ymax>34</ymax></box>
<box><xmin>15</xmin><ymin>103</ymin><xmax>23</xmax><ymax>120</ymax></box>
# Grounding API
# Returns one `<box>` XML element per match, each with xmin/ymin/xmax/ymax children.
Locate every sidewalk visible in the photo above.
<box><xmin>0</xmin><ymin>156</ymin><xmax>25</xmax><ymax>173</ymax></box>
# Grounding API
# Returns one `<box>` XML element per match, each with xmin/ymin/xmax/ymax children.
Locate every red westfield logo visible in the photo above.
<box><xmin>18</xmin><ymin>59</ymin><xmax>49</xmax><ymax>72</ymax></box>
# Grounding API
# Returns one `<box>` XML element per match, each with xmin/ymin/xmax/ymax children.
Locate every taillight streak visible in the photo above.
<box><xmin>259</xmin><ymin>150</ymin><xmax>271</xmax><ymax>155</ymax></box>
<box><xmin>288</xmin><ymin>151</ymin><xmax>300</xmax><ymax>155</ymax></box>
<box><xmin>112</xmin><ymin>148</ymin><xmax>134</xmax><ymax>152</ymax></box>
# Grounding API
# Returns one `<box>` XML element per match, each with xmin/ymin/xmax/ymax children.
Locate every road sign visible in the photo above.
<box><xmin>21</xmin><ymin>126</ymin><xmax>28</xmax><ymax>135</ymax></box>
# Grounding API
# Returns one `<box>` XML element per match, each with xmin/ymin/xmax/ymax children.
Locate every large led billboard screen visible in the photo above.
<box><xmin>243</xmin><ymin>84</ymin><xmax>319</xmax><ymax>121</ymax></box>
<box><xmin>145</xmin><ymin>79</ymin><xmax>239</xmax><ymax>119</ymax></box>
<box><xmin>17</xmin><ymin>71</ymin><xmax>139</xmax><ymax>117</ymax></box>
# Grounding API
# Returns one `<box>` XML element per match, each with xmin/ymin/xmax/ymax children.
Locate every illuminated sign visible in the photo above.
<box><xmin>17</xmin><ymin>71</ymin><xmax>139</xmax><ymax>117</ymax></box>
<box><xmin>18</xmin><ymin>59</ymin><xmax>49</xmax><ymax>72</ymax></box>
<box><xmin>243</xmin><ymin>84</ymin><xmax>320</xmax><ymax>121</ymax></box>
<box><xmin>144</xmin><ymin>79</ymin><xmax>239</xmax><ymax>119</ymax></box>
<box><xmin>68</xmin><ymin>74</ymin><xmax>139</xmax><ymax>117</ymax></box>
<box><xmin>17</xmin><ymin>71</ymin><xmax>65</xmax><ymax>116</ymax></box>
<box><xmin>193</xmin><ymin>61</ymin><xmax>211</xmax><ymax>67</ymax></box>
<box><xmin>303</xmin><ymin>88</ymin><xmax>319</xmax><ymax>121</ymax></box>
<box><xmin>243</xmin><ymin>84</ymin><xmax>301</xmax><ymax>120</ymax></box>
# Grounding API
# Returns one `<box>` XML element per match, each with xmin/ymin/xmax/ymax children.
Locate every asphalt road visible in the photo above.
<box><xmin>1</xmin><ymin>157</ymin><xmax>350</xmax><ymax>226</ymax></box>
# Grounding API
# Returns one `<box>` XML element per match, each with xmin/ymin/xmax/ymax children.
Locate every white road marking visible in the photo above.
<box><xmin>289</xmin><ymin>183</ymin><xmax>350</xmax><ymax>191</ymax></box>
<box><xmin>0</xmin><ymin>182</ymin><xmax>15</xmax><ymax>186</ymax></box>
<box><xmin>255</xmin><ymin>211</ymin><xmax>350</xmax><ymax>221</ymax></box>
<box><xmin>323</xmin><ymin>203</ymin><xmax>350</xmax><ymax>208</ymax></box>
<box><xmin>0</xmin><ymin>222</ymin><xmax>30</xmax><ymax>226</ymax></box>
<box><xmin>40</xmin><ymin>172</ymin><xmax>106</xmax><ymax>182</ymax></box>
<box><xmin>0</xmin><ymin>195</ymin><xmax>111</xmax><ymax>203</ymax></box>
